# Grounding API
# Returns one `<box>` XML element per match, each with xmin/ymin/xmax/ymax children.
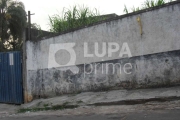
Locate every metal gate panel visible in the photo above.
<box><xmin>0</xmin><ymin>51</ymin><xmax>23</xmax><ymax>104</ymax></box>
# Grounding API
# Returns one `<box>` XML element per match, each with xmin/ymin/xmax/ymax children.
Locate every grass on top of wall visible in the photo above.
<box><xmin>123</xmin><ymin>0</ymin><xmax>174</xmax><ymax>14</ymax></box>
<box><xmin>49</xmin><ymin>5</ymin><xmax>103</xmax><ymax>33</ymax></box>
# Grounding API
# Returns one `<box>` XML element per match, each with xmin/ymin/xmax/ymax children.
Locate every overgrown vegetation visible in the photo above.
<box><xmin>0</xmin><ymin>0</ymin><xmax>42</xmax><ymax>52</ymax></box>
<box><xmin>49</xmin><ymin>5</ymin><xmax>103</xmax><ymax>33</ymax></box>
<box><xmin>18</xmin><ymin>103</ymin><xmax>78</xmax><ymax>113</ymax></box>
<box><xmin>123</xmin><ymin>0</ymin><xmax>174</xmax><ymax>14</ymax></box>
<box><xmin>76</xmin><ymin>100</ymin><xmax>84</xmax><ymax>104</ymax></box>
<box><xmin>0</xmin><ymin>0</ymin><xmax>27</xmax><ymax>52</ymax></box>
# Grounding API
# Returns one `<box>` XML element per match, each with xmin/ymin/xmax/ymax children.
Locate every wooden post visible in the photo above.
<box><xmin>22</xmin><ymin>28</ymin><xmax>28</xmax><ymax>103</ymax></box>
<box><xmin>28</xmin><ymin>11</ymin><xmax>31</xmax><ymax>40</ymax></box>
<box><xmin>23</xmin><ymin>11</ymin><xmax>35</xmax><ymax>103</ymax></box>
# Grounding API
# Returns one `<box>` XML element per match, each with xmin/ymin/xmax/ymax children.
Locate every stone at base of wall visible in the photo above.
<box><xmin>27</xmin><ymin>50</ymin><xmax>180</xmax><ymax>99</ymax></box>
<box><xmin>24</xmin><ymin>92</ymin><xmax>33</xmax><ymax>103</ymax></box>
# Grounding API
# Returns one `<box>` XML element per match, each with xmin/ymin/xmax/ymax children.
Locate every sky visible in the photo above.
<box><xmin>21</xmin><ymin>0</ymin><xmax>145</xmax><ymax>31</ymax></box>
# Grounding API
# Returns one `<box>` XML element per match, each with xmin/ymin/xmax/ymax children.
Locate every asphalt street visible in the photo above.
<box><xmin>1</xmin><ymin>109</ymin><xmax>180</xmax><ymax>120</ymax></box>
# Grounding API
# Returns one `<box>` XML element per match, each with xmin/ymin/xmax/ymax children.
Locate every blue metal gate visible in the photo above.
<box><xmin>0</xmin><ymin>51</ymin><xmax>23</xmax><ymax>104</ymax></box>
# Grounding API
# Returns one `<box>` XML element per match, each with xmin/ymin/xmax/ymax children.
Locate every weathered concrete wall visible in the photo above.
<box><xmin>28</xmin><ymin>50</ymin><xmax>180</xmax><ymax>98</ymax></box>
<box><xmin>26</xmin><ymin>1</ymin><xmax>180</xmax><ymax>101</ymax></box>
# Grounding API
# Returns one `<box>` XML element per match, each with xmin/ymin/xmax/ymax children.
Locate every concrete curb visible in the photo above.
<box><xmin>88</xmin><ymin>96</ymin><xmax>180</xmax><ymax>106</ymax></box>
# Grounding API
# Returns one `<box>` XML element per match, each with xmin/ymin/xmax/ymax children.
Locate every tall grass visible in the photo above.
<box><xmin>49</xmin><ymin>5</ymin><xmax>101</xmax><ymax>33</ymax></box>
<box><xmin>123</xmin><ymin>0</ymin><xmax>174</xmax><ymax>14</ymax></box>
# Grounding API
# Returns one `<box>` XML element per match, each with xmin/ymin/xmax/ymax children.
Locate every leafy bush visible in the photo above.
<box><xmin>49</xmin><ymin>5</ymin><xmax>102</xmax><ymax>33</ymax></box>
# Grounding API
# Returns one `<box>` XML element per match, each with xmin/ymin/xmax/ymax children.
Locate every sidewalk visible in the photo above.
<box><xmin>1</xmin><ymin>86</ymin><xmax>180</xmax><ymax>115</ymax></box>
<box><xmin>22</xmin><ymin>86</ymin><xmax>180</xmax><ymax>108</ymax></box>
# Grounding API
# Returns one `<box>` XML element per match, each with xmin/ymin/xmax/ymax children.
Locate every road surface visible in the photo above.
<box><xmin>1</xmin><ymin>109</ymin><xmax>180</xmax><ymax>120</ymax></box>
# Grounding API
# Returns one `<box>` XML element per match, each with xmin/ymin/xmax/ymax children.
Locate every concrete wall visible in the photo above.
<box><xmin>26</xmin><ymin>1</ymin><xmax>180</xmax><ymax>101</ymax></box>
<box><xmin>28</xmin><ymin>50</ymin><xmax>180</xmax><ymax>99</ymax></box>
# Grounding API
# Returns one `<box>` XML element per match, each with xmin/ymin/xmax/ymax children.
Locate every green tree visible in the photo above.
<box><xmin>0</xmin><ymin>0</ymin><xmax>27</xmax><ymax>51</ymax></box>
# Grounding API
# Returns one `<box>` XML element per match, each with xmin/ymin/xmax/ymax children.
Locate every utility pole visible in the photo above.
<box><xmin>23</xmin><ymin>11</ymin><xmax>35</xmax><ymax>103</ymax></box>
<box><xmin>27</xmin><ymin>11</ymin><xmax>35</xmax><ymax>40</ymax></box>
